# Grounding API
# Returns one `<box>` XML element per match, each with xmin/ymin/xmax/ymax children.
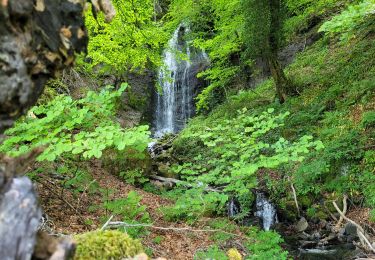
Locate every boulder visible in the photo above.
<box><xmin>296</xmin><ymin>217</ymin><xmax>309</xmax><ymax>232</ymax></box>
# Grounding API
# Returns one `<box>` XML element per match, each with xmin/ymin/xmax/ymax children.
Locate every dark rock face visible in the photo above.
<box><xmin>0</xmin><ymin>0</ymin><xmax>88</xmax><ymax>132</ymax></box>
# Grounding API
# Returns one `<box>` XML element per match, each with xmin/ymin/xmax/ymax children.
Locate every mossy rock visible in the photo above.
<box><xmin>74</xmin><ymin>230</ymin><xmax>144</xmax><ymax>260</ymax></box>
<box><xmin>279</xmin><ymin>200</ymin><xmax>299</xmax><ymax>222</ymax></box>
<box><xmin>157</xmin><ymin>163</ymin><xmax>178</xmax><ymax>178</ymax></box>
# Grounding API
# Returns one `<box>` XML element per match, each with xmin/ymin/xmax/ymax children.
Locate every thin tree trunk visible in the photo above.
<box><xmin>267</xmin><ymin>54</ymin><xmax>290</xmax><ymax>103</ymax></box>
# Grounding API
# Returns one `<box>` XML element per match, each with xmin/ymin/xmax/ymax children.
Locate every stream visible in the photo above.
<box><xmin>228</xmin><ymin>193</ymin><xmax>365</xmax><ymax>259</ymax></box>
<box><xmin>150</xmin><ymin>25</ymin><xmax>364</xmax><ymax>260</ymax></box>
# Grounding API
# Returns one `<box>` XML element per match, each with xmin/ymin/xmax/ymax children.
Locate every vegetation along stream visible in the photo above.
<box><xmin>0</xmin><ymin>0</ymin><xmax>374</xmax><ymax>259</ymax></box>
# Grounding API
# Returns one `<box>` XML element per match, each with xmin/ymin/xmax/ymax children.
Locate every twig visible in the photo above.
<box><xmin>101</xmin><ymin>215</ymin><xmax>114</xmax><ymax>231</ymax></box>
<box><xmin>104</xmin><ymin>221</ymin><xmax>250</xmax><ymax>240</ymax></box>
<box><xmin>37</xmin><ymin>179</ymin><xmax>86</xmax><ymax>225</ymax></box>
<box><xmin>289</xmin><ymin>177</ymin><xmax>300</xmax><ymax>217</ymax></box>
<box><xmin>333</xmin><ymin>199</ymin><xmax>375</xmax><ymax>253</ymax></box>
<box><xmin>77</xmin><ymin>179</ymin><xmax>97</xmax><ymax>209</ymax></box>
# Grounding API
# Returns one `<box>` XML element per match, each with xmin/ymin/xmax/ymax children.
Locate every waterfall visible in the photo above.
<box><xmin>254</xmin><ymin>193</ymin><xmax>278</xmax><ymax>231</ymax></box>
<box><xmin>153</xmin><ymin>25</ymin><xmax>208</xmax><ymax>138</ymax></box>
<box><xmin>228</xmin><ymin>197</ymin><xmax>241</xmax><ymax>218</ymax></box>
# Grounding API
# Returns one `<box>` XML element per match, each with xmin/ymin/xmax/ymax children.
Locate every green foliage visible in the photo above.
<box><xmin>194</xmin><ymin>245</ymin><xmax>228</xmax><ymax>260</ymax></box>
<box><xmin>194</xmin><ymin>0</ymin><xmax>245</xmax><ymax>111</ymax></box>
<box><xmin>0</xmin><ymin>84</ymin><xmax>150</xmax><ymax>162</ymax></box>
<box><xmin>371</xmin><ymin>209</ymin><xmax>375</xmax><ymax>222</ymax></box>
<box><xmin>172</xmin><ymin>108</ymin><xmax>322</xmax><ymax>215</ymax></box>
<box><xmin>208</xmin><ymin>219</ymin><xmax>237</xmax><ymax>243</ymax></box>
<box><xmin>167</xmin><ymin>0</ymin><xmax>245</xmax><ymax>111</ymax></box>
<box><xmin>120</xmin><ymin>169</ymin><xmax>149</xmax><ymax>186</ymax></box>
<box><xmin>162</xmin><ymin>188</ymin><xmax>228</xmax><ymax>223</ymax></box>
<box><xmin>244</xmin><ymin>228</ymin><xmax>288</xmax><ymax>259</ymax></box>
<box><xmin>284</xmin><ymin>0</ymin><xmax>342</xmax><ymax>37</ymax></box>
<box><xmin>79</xmin><ymin>0</ymin><xmax>167</xmax><ymax>76</ymax></box>
<box><xmin>242</xmin><ymin>0</ymin><xmax>285</xmax><ymax>58</ymax></box>
<box><xmin>152</xmin><ymin>236</ymin><xmax>164</xmax><ymax>244</ymax></box>
<box><xmin>64</xmin><ymin>169</ymin><xmax>99</xmax><ymax>196</ymax></box>
<box><xmin>361</xmin><ymin>111</ymin><xmax>375</xmax><ymax>128</ymax></box>
<box><xmin>102</xmin><ymin>191</ymin><xmax>151</xmax><ymax>237</ymax></box>
<box><xmin>319</xmin><ymin>0</ymin><xmax>375</xmax><ymax>42</ymax></box>
<box><xmin>74</xmin><ymin>230</ymin><xmax>144</xmax><ymax>259</ymax></box>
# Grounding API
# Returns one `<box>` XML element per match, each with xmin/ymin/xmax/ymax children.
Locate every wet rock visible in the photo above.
<box><xmin>338</xmin><ymin>228</ymin><xmax>346</xmax><ymax>242</ymax></box>
<box><xmin>228</xmin><ymin>197</ymin><xmax>241</xmax><ymax>218</ymax></box>
<box><xmin>296</xmin><ymin>217</ymin><xmax>309</xmax><ymax>232</ymax></box>
<box><xmin>319</xmin><ymin>219</ymin><xmax>328</xmax><ymax>229</ymax></box>
<box><xmin>312</xmin><ymin>231</ymin><xmax>321</xmax><ymax>240</ymax></box>
<box><xmin>344</xmin><ymin>223</ymin><xmax>358</xmax><ymax>237</ymax></box>
<box><xmin>157</xmin><ymin>163</ymin><xmax>176</xmax><ymax>178</ymax></box>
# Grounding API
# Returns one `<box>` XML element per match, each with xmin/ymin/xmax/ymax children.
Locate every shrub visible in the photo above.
<box><xmin>170</xmin><ymin>108</ymin><xmax>323</xmax><ymax>217</ymax></box>
<box><xmin>0</xmin><ymin>84</ymin><xmax>150</xmax><ymax>162</ymax></box>
<box><xmin>319</xmin><ymin>0</ymin><xmax>375</xmax><ymax>42</ymax></box>
<box><xmin>102</xmin><ymin>191</ymin><xmax>151</xmax><ymax>238</ymax></box>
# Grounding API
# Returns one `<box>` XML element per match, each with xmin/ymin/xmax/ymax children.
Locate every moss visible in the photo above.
<box><xmin>299</xmin><ymin>196</ymin><xmax>313</xmax><ymax>208</ymax></box>
<box><xmin>279</xmin><ymin>200</ymin><xmax>299</xmax><ymax>222</ymax></box>
<box><xmin>74</xmin><ymin>230</ymin><xmax>144</xmax><ymax>260</ymax></box>
<box><xmin>227</xmin><ymin>248</ymin><xmax>242</xmax><ymax>260</ymax></box>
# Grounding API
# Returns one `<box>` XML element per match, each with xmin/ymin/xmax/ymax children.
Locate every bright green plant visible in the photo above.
<box><xmin>167</xmin><ymin>0</ymin><xmax>245</xmax><ymax>111</ymax></box>
<box><xmin>120</xmin><ymin>169</ymin><xmax>149</xmax><ymax>186</ymax></box>
<box><xmin>102</xmin><ymin>191</ymin><xmax>151</xmax><ymax>238</ymax></box>
<box><xmin>194</xmin><ymin>0</ymin><xmax>245</xmax><ymax>111</ymax></box>
<box><xmin>171</xmin><ymin>108</ymin><xmax>323</xmax><ymax>216</ymax></box>
<box><xmin>162</xmin><ymin>188</ymin><xmax>228</xmax><ymax>223</ymax></box>
<box><xmin>79</xmin><ymin>0</ymin><xmax>167</xmax><ymax>76</ymax></box>
<box><xmin>74</xmin><ymin>230</ymin><xmax>144</xmax><ymax>259</ymax></box>
<box><xmin>284</xmin><ymin>0</ymin><xmax>342</xmax><ymax>37</ymax></box>
<box><xmin>194</xmin><ymin>245</ymin><xmax>228</xmax><ymax>260</ymax></box>
<box><xmin>319</xmin><ymin>0</ymin><xmax>375</xmax><ymax>42</ymax></box>
<box><xmin>361</xmin><ymin>111</ymin><xmax>375</xmax><ymax>128</ymax></box>
<box><xmin>244</xmin><ymin>227</ymin><xmax>288</xmax><ymax>259</ymax></box>
<box><xmin>64</xmin><ymin>170</ymin><xmax>99</xmax><ymax>196</ymax></box>
<box><xmin>0</xmin><ymin>84</ymin><xmax>150</xmax><ymax>162</ymax></box>
<box><xmin>208</xmin><ymin>219</ymin><xmax>237</xmax><ymax>243</ymax></box>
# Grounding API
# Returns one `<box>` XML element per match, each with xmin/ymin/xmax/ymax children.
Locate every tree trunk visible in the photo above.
<box><xmin>268</xmin><ymin>54</ymin><xmax>291</xmax><ymax>103</ymax></box>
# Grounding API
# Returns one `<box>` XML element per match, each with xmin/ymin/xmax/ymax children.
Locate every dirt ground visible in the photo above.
<box><xmin>37</xmin><ymin>160</ymin><xmax>217</xmax><ymax>259</ymax></box>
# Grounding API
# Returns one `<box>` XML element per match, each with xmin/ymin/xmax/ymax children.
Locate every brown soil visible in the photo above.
<box><xmin>36</xmin><ymin>160</ymin><xmax>217</xmax><ymax>259</ymax></box>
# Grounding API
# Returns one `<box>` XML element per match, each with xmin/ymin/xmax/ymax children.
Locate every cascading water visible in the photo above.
<box><xmin>254</xmin><ymin>192</ymin><xmax>278</xmax><ymax>231</ymax></box>
<box><xmin>153</xmin><ymin>25</ymin><xmax>209</xmax><ymax>138</ymax></box>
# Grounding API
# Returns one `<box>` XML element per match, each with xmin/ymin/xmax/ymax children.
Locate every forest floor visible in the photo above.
<box><xmin>36</xmin><ymin>161</ymin><xmax>246</xmax><ymax>259</ymax></box>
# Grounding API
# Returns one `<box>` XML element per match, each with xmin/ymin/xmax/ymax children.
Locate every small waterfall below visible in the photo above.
<box><xmin>153</xmin><ymin>25</ymin><xmax>209</xmax><ymax>138</ymax></box>
<box><xmin>227</xmin><ymin>197</ymin><xmax>241</xmax><ymax>218</ymax></box>
<box><xmin>254</xmin><ymin>193</ymin><xmax>278</xmax><ymax>231</ymax></box>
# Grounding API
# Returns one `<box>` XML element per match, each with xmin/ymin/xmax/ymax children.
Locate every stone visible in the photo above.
<box><xmin>296</xmin><ymin>217</ymin><xmax>309</xmax><ymax>232</ymax></box>
<box><xmin>0</xmin><ymin>177</ymin><xmax>42</xmax><ymax>259</ymax></box>
<box><xmin>344</xmin><ymin>223</ymin><xmax>358</xmax><ymax>237</ymax></box>
<box><xmin>157</xmin><ymin>163</ymin><xmax>175</xmax><ymax>178</ymax></box>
